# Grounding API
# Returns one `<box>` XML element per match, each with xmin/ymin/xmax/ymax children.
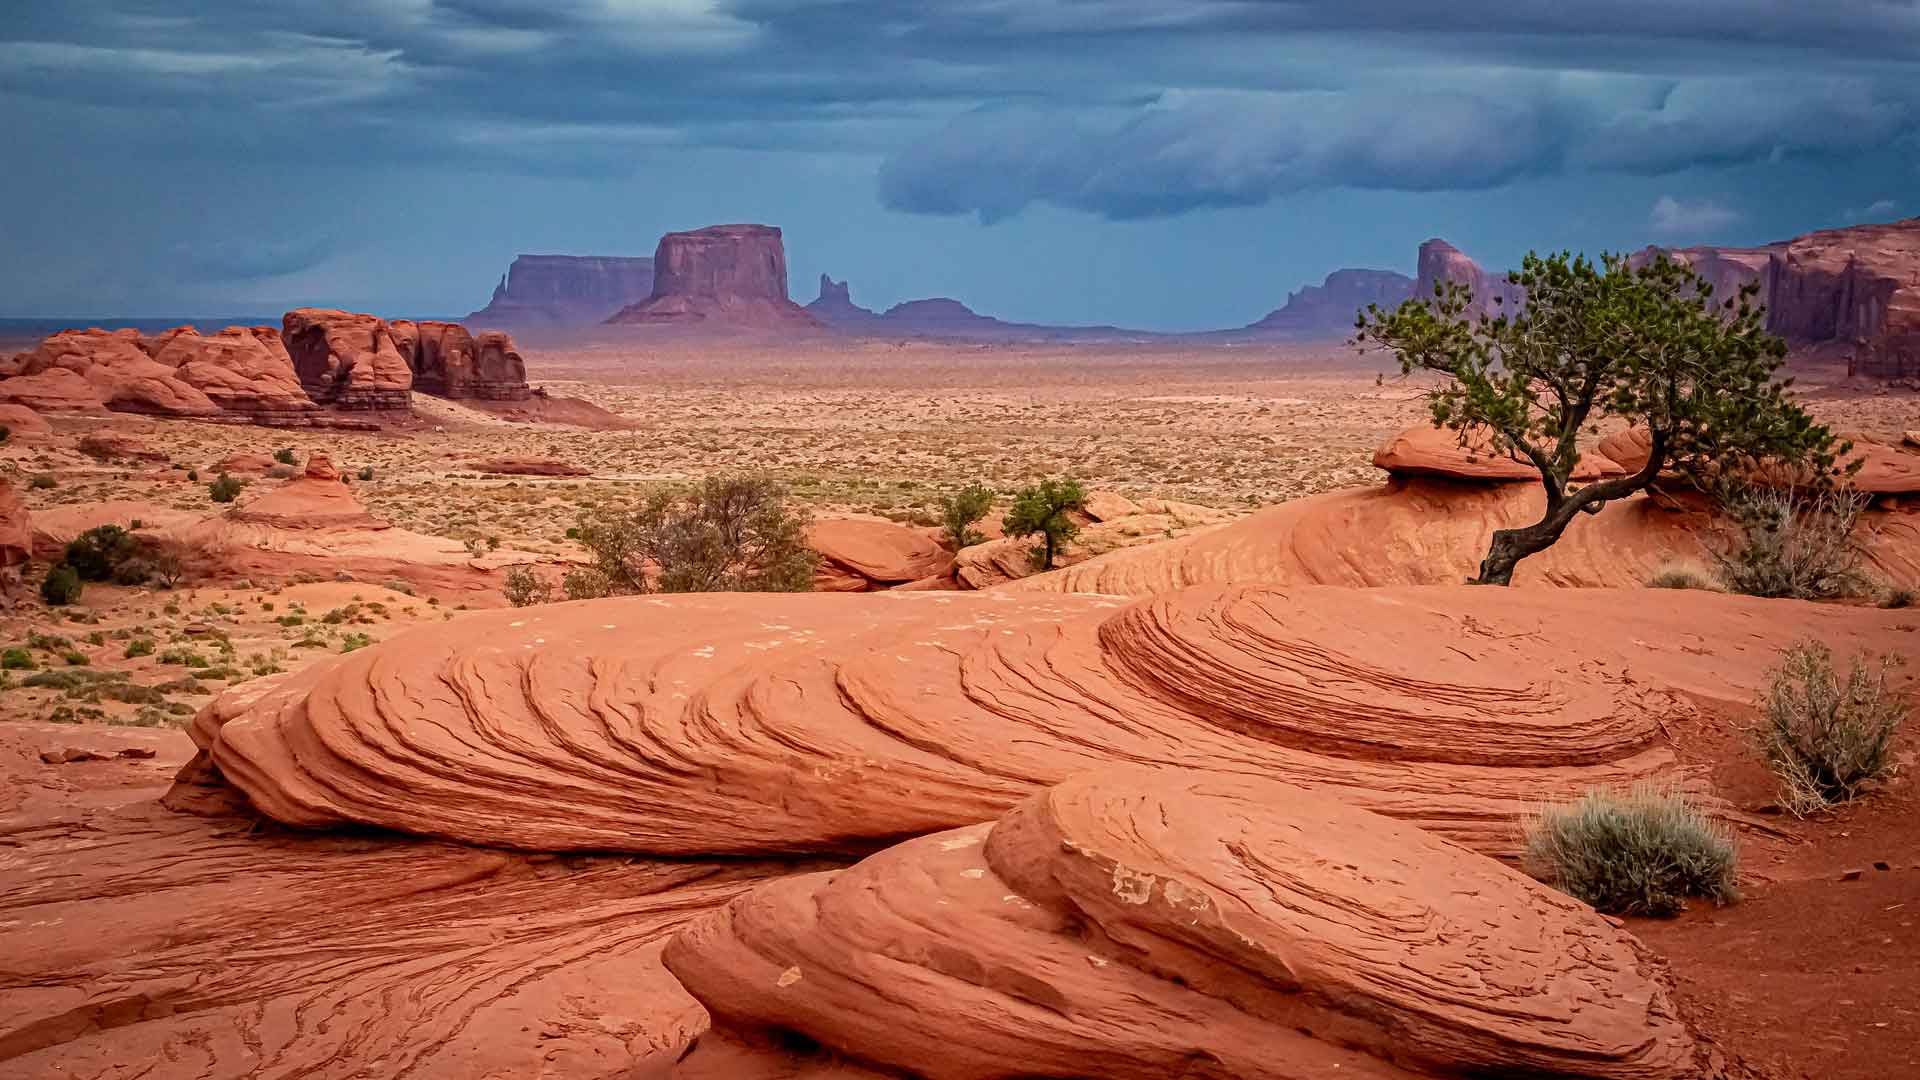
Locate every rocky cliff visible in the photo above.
<box><xmin>390</xmin><ymin>320</ymin><xmax>532</xmax><ymax>401</ymax></box>
<box><xmin>467</xmin><ymin>254</ymin><xmax>655</xmax><ymax>327</ymax></box>
<box><xmin>1414</xmin><ymin>239</ymin><xmax>1525</xmax><ymax>317</ymax></box>
<box><xmin>1628</xmin><ymin>243</ymin><xmax>1781</xmax><ymax>306</ymax></box>
<box><xmin>606</xmin><ymin>224</ymin><xmax>820</xmax><ymax>329</ymax></box>
<box><xmin>802</xmin><ymin>274</ymin><xmax>879</xmax><ymax>327</ymax></box>
<box><xmin>1246</xmin><ymin>268</ymin><xmax>1415</xmax><ymax>336</ymax></box>
<box><xmin>282</xmin><ymin>309</ymin><xmax>415</xmax><ymax>410</ymax></box>
<box><xmin>1764</xmin><ymin>217</ymin><xmax>1920</xmax><ymax>378</ymax></box>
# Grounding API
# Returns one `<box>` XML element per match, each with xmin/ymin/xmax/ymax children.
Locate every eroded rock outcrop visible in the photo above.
<box><xmin>282</xmin><ymin>309</ymin><xmax>414</xmax><ymax>410</ymax></box>
<box><xmin>467</xmin><ymin>253</ymin><xmax>656</xmax><ymax>327</ymax></box>
<box><xmin>1373</xmin><ymin>424</ymin><xmax>1626</xmax><ymax>482</ymax></box>
<box><xmin>1766</xmin><ymin>217</ymin><xmax>1920</xmax><ymax>379</ymax></box>
<box><xmin>804</xmin><ymin>274</ymin><xmax>880</xmax><ymax>327</ymax></box>
<box><xmin>667</xmin><ymin>768</ymin><xmax>1703</xmax><ymax>1079</ymax></box>
<box><xmin>1246</xmin><ymin>268</ymin><xmax>1415</xmax><ymax>337</ymax></box>
<box><xmin>147</xmin><ymin>325</ymin><xmax>318</xmax><ymax>419</ymax></box>
<box><xmin>0</xmin><ymin>476</ymin><xmax>30</xmax><ymax>603</ymax></box>
<box><xmin>1414</xmin><ymin>239</ymin><xmax>1524</xmax><ymax>317</ymax></box>
<box><xmin>6</xmin><ymin>328</ymin><xmax>220</xmax><ymax>416</ymax></box>
<box><xmin>807</xmin><ymin>518</ymin><xmax>953</xmax><ymax>591</ymax></box>
<box><xmin>1628</xmin><ymin>243</ymin><xmax>1780</xmax><ymax>305</ymax></box>
<box><xmin>607</xmin><ymin>224</ymin><xmax>821</xmax><ymax>330</ymax></box>
<box><xmin>390</xmin><ymin>320</ymin><xmax>532</xmax><ymax>401</ymax></box>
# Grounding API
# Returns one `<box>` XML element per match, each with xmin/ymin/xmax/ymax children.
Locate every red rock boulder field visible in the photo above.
<box><xmin>606</xmin><ymin>224</ymin><xmax>822</xmax><ymax>329</ymax></box>
<box><xmin>666</xmin><ymin>768</ymin><xmax>1702</xmax><ymax>1079</ymax></box>
<box><xmin>282</xmin><ymin>308</ymin><xmax>416</xmax><ymax>409</ymax></box>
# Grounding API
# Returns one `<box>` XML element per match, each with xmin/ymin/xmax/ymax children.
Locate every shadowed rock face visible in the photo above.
<box><xmin>282</xmin><ymin>309</ymin><xmax>414</xmax><ymax>410</ymax></box>
<box><xmin>390</xmin><ymin>320</ymin><xmax>532</xmax><ymax>401</ymax></box>
<box><xmin>1248</xmin><ymin>268</ymin><xmax>1415</xmax><ymax>336</ymax></box>
<box><xmin>1414</xmin><ymin>239</ymin><xmax>1524</xmax><ymax>317</ymax></box>
<box><xmin>666</xmin><ymin>769</ymin><xmax>1702</xmax><ymax>1080</ymax></box>
<box><xmin>1628</xmin><ymin>244</ymin><xmax>1781</xmax><ymax>307</ymax></box>
<box><xmin>1765</xmin><ymin>217</ymin><xmax>1920</xmax><ymax>378</ymax></box>
<box><xmin>607</xmin><ymin>224</ymin><xmax>822</xmax><ymax>329</ymax></box>
<box><xmin>467</xmin><ymin>253</ymin><xmax>656</xmax><ymax>327</ymax></box>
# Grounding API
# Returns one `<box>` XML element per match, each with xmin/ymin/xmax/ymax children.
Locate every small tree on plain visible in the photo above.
<box><xmin>1354</xmin><ymin>252</ymin><xmax>1844</xmax><ymax>585</ymax></box>
<box><xmin>1003</xmin><ymin>477</ymin><xmax>1087</xmax><ymax>571</ymax></box>
<box><xmin>564</xmin><ymin>474</ymin><xmax>816</xmax><ymax>598</ymax></box>
<box><xmin>938</xmin><ymin>484</ymin><xmax>995</xmax><ymax>549</ymax></box>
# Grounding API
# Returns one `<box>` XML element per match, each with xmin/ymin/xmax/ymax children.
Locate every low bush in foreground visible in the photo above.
<box><xmin>1647</xmin><ymin>562</ymin><xmax>1716</xmax><ymax>591</ymax></box>
<box><xmin>1523</xmin><ymin>785</ymin><xmax>1738</xmax><ymax>916</ymax></box>
<box><xmin>1709</xmin><ymin>485</ymin><xmax>1868</xmax><ymax>600</ymax></box>
<box><xmin>1757</xmin><ymin>640</ymin><xmax>1905</xmax><ymax>816</ymax></box>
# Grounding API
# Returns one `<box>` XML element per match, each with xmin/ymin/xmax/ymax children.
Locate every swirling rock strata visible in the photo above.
<box><xmin>182</xmin><ymin>584</ymin><xmax>1829</xmax><ymax>860</ymax></box>
<box><xmin>665</xmin><ymin>769</ymin><xmax>1702</xmax><ymax>1079</ymax></box>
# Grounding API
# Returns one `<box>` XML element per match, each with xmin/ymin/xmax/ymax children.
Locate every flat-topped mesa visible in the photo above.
<box><xmin>606</xmin><ymin>224</ymin><xmax>822</xmax><ymax>329</ymax></box>
<box><xmin>1414</xmin><ymin>238</ymin><xmax>1525</xmax><ymax>317</ymax></box>
<box><xmin>389</xmin><ymin>320</ymin><xmax>532</xmax><ymax>401</ymax></box>
<box><xmin>282</xmin><ymin>309</ymin><xmax>414</xmax><ymax>410</ymax></box>
<box><xmin>467</xmin><ymin>254</ymin><xmax>656</xmax><ymax>327</ymax></box>
<box><xmin>1249</xmin><ymin>268</ymin><xmax>1415</xmax><ymax>336</ymax></box>
<box><xmin>1765</xmin><ymin>217</ymin><xmax>1920</xmax><ymax>379</ymax></box>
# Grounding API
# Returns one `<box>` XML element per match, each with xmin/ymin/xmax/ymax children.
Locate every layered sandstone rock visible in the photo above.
<box><xmin>147</xmin><ymin>325</ymin><xmax>318</xmax><ymax>418</ymax></box>
<box><xmin>174</xmin><ymin>583</ymin><xmax>1852</xmax><ymax>860</ymax></box>
<box><xmin>0</xmin><ymin>402</ymin><xmax>52</xmax><ymax>438</ymax></box>
<box><xmin>390</xmin><ymin>320</ymin><xmax>532</xmax><ymax>401</ymax></box>
<box><xmin>282</xmin><ymin>309</ymin><xmax>414</xmax><ymax>409</ymax></box>
<box><xmin>0</xmin><ymin>476</ymin><xmax>30</xmax><ymax>602</ymax></box>
<box><xmin>807</xmin><ymin>518</ymin><xmax>953</xmax><ymax>591</ymax></box>
<box><xmin>1373</xmin><ymin>424</ymin><xmax>1626</xmax><ymax>482</ymax></box>
<box><xmin>1246</xmin><ymin>268</ymin><xmax>1415</xmax><ymax>336</ymax></box>
<box><xmin>467</xmin><ymin>253</ymin><xmax>656</xmax><ymax>327</ymax></box>
<box><xmin>667</xmin><ymin>769</ymin><xmax>1703</xmax><ymax>1080</ymax></box>
<box><xmin>606</xmin><ymin>224</ymin><xmax>821</xmax><ymax>329</ymax></box>
<box><xmin>1414</xmin><ymin>239</ymin><xmax>1524</xmax><ymax>317</ymax></box>
<box><xmin>6</xmin><ymin>328</ymin><xmax>220</xmax><ymax>416</ymax></box>
<box><xmin>1765</xmin><ymin>217</ymin><xmax>1920</xmax><ymax>378</ymax></box>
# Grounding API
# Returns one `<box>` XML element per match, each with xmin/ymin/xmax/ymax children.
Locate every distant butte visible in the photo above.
<box><xmin>467</xmin><ymin>254</ymin><xmax>655</xmax><ymax>328</ymax></box>
<box><xmin>605</xmin><ymin>224</ymin><xmax>822</xmax><ymax>330</ymax></box>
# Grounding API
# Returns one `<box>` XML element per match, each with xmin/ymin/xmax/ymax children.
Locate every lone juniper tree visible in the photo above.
<box><xmin>1355</xmin><ymin>251</ymin><xmax>1842</xmax><ymax>585</ymax></box>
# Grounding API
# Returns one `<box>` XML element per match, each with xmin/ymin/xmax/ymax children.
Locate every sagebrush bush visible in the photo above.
<box><xmin>1523</xmin><ymin>785</ymin><xmax>1738</xmax><ymax>916</ymax></box>
<box><xmin>1882</xmin><ymin>587</ymin><xmax>1916</xmax><ymax>610</ymax></box>
<box><xmin>65</xmin><ymin>525</ymin><xmax>141</xmax><ymax>582</ymax></box>
<box><xmin>208</xmin><ymin>473</ymin><xmax>244</xmax><ymax>503</ymax></box>
<box><xmin>1709</xmin><ymin>485</ymin><xmax>1868</xmax><ymax>599</ymax></box>
<box><xmin>1647</xmin><ymin>562</ymin><xmax>1716</xmax><ymax>591</ymax></box>
<box><xmin>1757</xmin><ymin>640</ymin><xmax>1905</xmax><ymax>816</ymax></box>
<box><xmin>503</xmin><ymin>565</ymin><xmax>552</xmax><ymax>607</ymax></box>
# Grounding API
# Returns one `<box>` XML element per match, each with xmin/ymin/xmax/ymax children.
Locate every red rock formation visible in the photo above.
<box><xmin>391</xmin><ymin>320</ymin><xmax>532</xmax><ymax>401</ymax></box>
<box><xmin>1628</xmin><ymin>243</ymin><xmax>1780</xmax><ymax>305</ymax></box>
<box><xmin>1765</xmin><ymin>217</ymin><xmax>1920</xmax><ymax>378</ymax></box>
<box><xmin>606</xmin><ymin>224</ymin><xmax>822</xmax><ymax>329</ymax></box>
<box><xmin>803</xmin><ymin>273</ymin><xmax>880</xmax><ymax>327</ymax></box>
<box><xmin>0</xmin><ymin>476</ymin><xmax>30</xmax><ymax>603</ymax></box>
<box><xmin>147</xmin><ymin>325</ymin><xmax>318</xmax><ymax>418</ymax></box>
<box><xmin>1246</xmin><ymin>268</ymin><xmax>1415</xmax><ymax>337</ymax></box>
<box><xmin>807</xmin><ymin>518</ymin><xmax>953</xmax><ymax>591</ymax></box>
<box><xmin>0</xmin><ymin>402</ymin><xmax>52</xmax><ymax>438</ymax></box>
<box><xmin>211</xmin><ymin>452</ymin><xmax>278</xmax><ymax>474</ymax></box>
<box><xmin>77</xmin><ymin>432</ymin><xmax>166</xmax><ymax>462</ymax></box>
<box><xmin>1373</xmin><ymin>424</ymin><xmax>1625</xmax><ymax>482</ymax></box>
<box><xmin>1414</xmin><ymin>239</ymin><xmax>1524</xmax><ymax>317</ymax></box>
<box><xmin>282</xmin><ymin>309</ymin><xmax>414</xmax><ymax>410</ymax></box>
<box><xmin>7</xmin><ymin>328</ymin><xmax>220</xmax><ymax>416</ymax></box>
<box><xmin>467</xmin><ymin>253</ymin><xmax>656</xmax><ymax>327</ymax></box>
<box><xmin>667</xmin><ymin>769</ymin><xmax>1703</xmax><ymax>1080</ymax></box>
<box><xmin>227</xmin><ymin>453</ymin><xmax>383</xmax><ymax>531</ymax></box>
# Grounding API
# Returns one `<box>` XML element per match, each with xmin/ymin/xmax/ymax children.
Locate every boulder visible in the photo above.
<box><xmin>606</xmin><ymin>224</ymin><xmax>822</xmax><ymax>329</ymax></box>
<box><xmin>211</xmin><ymin>453</ymin><xmax>279</xmax><ymax>474</ymax></box>
<box><xmin>1414</xmin><ymin>239</ymin><xmax>1524</xmax><ymax>318</ymax></box>
<box><xmin>78</xmin><ymin>433</ymin><xmax>167</xmax><ymax>462</ymax></box>
<box><xmin>0</xmin><ymin>402</ymin><xmax>53</xmax><ymax>437</ymax></box>
<box><xmin>9</xmin><ymin>328</ymin><xmax>219</xmax><ymax>416</ymax></box>
<box><xmin>466</xmin><ymin>253</ymin><xmax>656</xmax><ymax>327</ymax></box>
<box><xmin>1765</xmin><ymin>217</ymin><xmax>1920</xmax><ymax>378</ymax></box>
<box><xmin>665</xmin><ymin>769</ymin><xmax>1703</xmax><ymax>1080</ymax></box>
<box><xmin>282</xmin><ymin>309</ymin><xmax>414</xmax><ymax>410</ymax></box>
<box><xmin>807</xmin><ymin>518</ymin><xmax>953</xmax><ymax>590</ymax></box>
<box><xmin>1373</xmin><ymin>425</ymin><xmax>1625</xmax><ymax>483</ymax></box>
<box><xmin>1245</xmin><ymin>268</ymin><xmax>1415</xmax><ymax>337</ymax></box>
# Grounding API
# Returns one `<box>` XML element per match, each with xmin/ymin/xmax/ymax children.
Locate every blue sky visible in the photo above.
<box><xmin>2</xmin><ymin>1</ymin><xmax>1916</xmax><ymax>329</ymax></box>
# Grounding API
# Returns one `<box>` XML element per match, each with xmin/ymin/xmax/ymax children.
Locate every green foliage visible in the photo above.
<box><xmin>186</xmin><ymin>469</ymin><xmax>199</xmax><ymax>482</ymax></box>
<box><xmin>64</xmin><ymin>525</ymin><xmax>141</xmax><ymax>582</ymax></box>
<box><xmin>1002</xmin><ymin>477</ymin><xmax>1087</xmax><ymax>571</ymax></box>
<box><xmin>563</xmin><ymin>474</ymin><xmax>816</xmax><ymax>599</ymax></box>
<box><xmin>1354</xmin><ymin>251</ymin><xmax>1842</xmax><ymax>584</ymax></box>
<box><xmin>1758</xmin><ymin>641</ymin><xmax>1905</xmax><ymax>816</ymax></box>
<box><xmin>1</xmin><ymin>647</ymin><xmax>36</xmax><ymax>670</ymax></box>
<box><xmin>503</xmin><ymin>565</ymin><xmax>553</xmax><ymax>607</ymax></box>
<box><xmin>1709</xmin><ymin>484</ymin><xmax>1868</xmax><ymax>600</ymax></box>
<box><xmin>61</xmin><ymin>650</ymin><xmax>88</xmax><ymax>666</ymax></box>
<box><xmin>1523</xmin><ymin>785</ymin><xmax>1738</xmax><ymax>916</ymax></box>
<box><xmin>208</xmin><ymin>472</ymin><xmax>244</xmax><ymax>503</ymax></box>
<box><xmin>937</xmin><ymin>483</ymin><xmax>995</xmax><ymax>549</ymax></box>
<box><xmin>39</xmin><ymin>564</ymin><xmax>82</xmax><ymax>606</ymax></box>
<box><xmin>339</xmin><ymin>632</ymin><xmax>373</xmax><ymax>653</ymax></box>
<box><xmin>157</xmin><ymin>647</ymin><xmax>209</xmax><ymax>668</ymax></box>
<box><xmin>273</xmin><ymin>447</ymin><xmax>298</xmax><ymax>465</ymax></box>
<box><xmin>123</xmin><ymin>638</ymin><xmax>155</xmax><ymax>659</ymax></box>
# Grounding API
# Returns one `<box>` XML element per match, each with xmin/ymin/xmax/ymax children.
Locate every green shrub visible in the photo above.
<box><xmin>273</xmin><ymin>447</ymin><xmax>298</xmax><ymax>465</ymax></box>
<box><xmin>340</xmin><ymin>632</ymin><xmax>373</xmax><ymax>653</ymax></box>
<box><xmin>1757</xmin><ymin>640</ymin><xmax>1905</xmax><ymax>816</ymax></box>
<box><xmin>64</xmin><ymin>525</ymin><xmax>141</xmax><ymax>582</ymax></box>
<box><xmin>40</xmin><ymin>565</ymin><xmax>82</xmax><ymax>606</ymax></box>
<box><xmin>208</xmin><ymin>472</ymin><xmax>244</xmax><ymax>503</ymax></box>
<box><xmin>1523</xmin><ymin>785</ymin><xmax>1738</xmax><ymax>916</ymax></box>
<box><xmin>123</xmin><ymin>638</ymin><xmax>155</xmax><ymax>659</ymax></box>
<box><xmin>187</xmin><ymin>469</ymin><xmax>200</xmax><ymax>482</ymax></box>
<box><xmin>61</xmin><ymin>650</ymin><xmax>88</xmax><ymax>666</ymax></box>
<box><xmin>563</xmin><ymin>475</ymin><xmax>815</xmax><ymax>598</ymax></box>
<box><xmin>3</xmin><ymin>648</ymin><xmax>37</xmax><ymax>671</ymax></box>
<box><xmin>157</xmin><ymin>647</ymin><xmax>209</xmax><ymax>668</ymax></box>
<box><xmin>503</xmin><ymin>566</ymin><xmax>552</xmax><ymax>607</ymax></box>
<box><xmin>1003</xmin><ymin>477</ymin><xmax>1088</xmax><ymax>571</ymax></box>
<box><xmin>938</xmin><ymin>483</ymin><xmax>995</xmax><ymax>549</ymax></box>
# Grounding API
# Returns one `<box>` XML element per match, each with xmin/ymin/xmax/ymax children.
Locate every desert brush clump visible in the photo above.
<box><xmin>503</xmin><ymin>566</ymin><xmax>553</xmax><ymax>607</ymax></box>
<box><xmin>1757</xmin><ymin>640</ymin><xmax>1905</xmax><ymax>816</ymax></box>
<box><xmin>39</xmin><ymin>565</ymin><xmax>82</xmax><ymax>606</ymax></box>
<box><xmin>64</xmin><ymin>525</ymin><xmax>142</xmax><ymax>583</ymax></box>
<box><xmin>1523</xmin><ymin>785</ymin><xmax>1739</xmax><ymax>916</ymax></box>
<box><xmin>208</xmin><ymin>472</ymin><xmax>245</xmax><ymax>503</ymax></box>
<box><xmin>937</xmin><ymin>483</ymin><xmax>995</xmax><ymax>549</ymax></box>
<box><xmin>558</xmin><ymin>474</ymin><xmax>816</xmax><ymax>600</ymax></box>
<box><xmin>1647</xmin><ymin>562</ymin><xmax>1717</xmax><ymax>591</ymax></box>
<box><xmin>1003</xmin><ymin>477</ymin><xmax>1087</xmax><ymax>571</ymax></box>
<box><xmin>1355</xmin><ymin>251</ymin><xmax>1844</xmax><ymax>585</ymax></box>
<box><xmin>1709</xmin><ymin>484</ymin><xmax>1868</xmax><ymax>600</ymax></box>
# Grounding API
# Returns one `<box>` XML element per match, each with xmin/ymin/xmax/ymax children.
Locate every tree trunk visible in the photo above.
<box><xmin>1474</xmin><ymin>520</ymin><xmax>1570</xmax><ymax>586</ymax></box>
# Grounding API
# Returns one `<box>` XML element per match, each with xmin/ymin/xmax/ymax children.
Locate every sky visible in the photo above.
<box><xmin>2</xmin><ymin>1</ymin><xmax>1916</xmax><ymax>331</ymax></box>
